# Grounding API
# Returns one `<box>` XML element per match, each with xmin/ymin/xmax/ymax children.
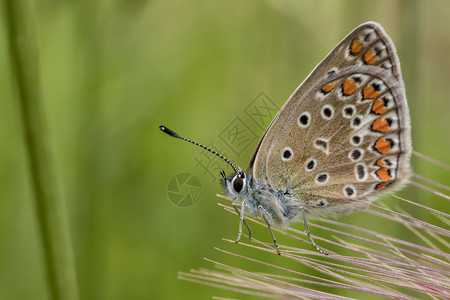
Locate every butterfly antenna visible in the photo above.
<box><xmin>159</xmin><ymin>125</ymin><xmax>239</xmax><ymax>174</ymax></box>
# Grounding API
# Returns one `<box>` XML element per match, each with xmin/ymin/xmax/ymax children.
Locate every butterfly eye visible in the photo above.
<box><xmin>233</xmin><ymin>176</ymin><xmax>244</xmax><ymax>193</ymax></box>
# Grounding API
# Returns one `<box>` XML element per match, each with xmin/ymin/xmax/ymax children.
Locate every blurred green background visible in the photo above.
<box><xmin>1</xmin><ymin>0</ymin><xmax>449</xmax><ymax>299</ymax></box>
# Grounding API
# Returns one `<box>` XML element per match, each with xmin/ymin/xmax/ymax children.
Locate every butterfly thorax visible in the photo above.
<box><xmin>222</xmin><ymin>171</ymin><xmax>303</xmax><ymax>227</ymax></box>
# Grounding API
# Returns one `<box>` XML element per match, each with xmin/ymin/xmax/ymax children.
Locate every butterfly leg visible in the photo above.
<box><xmin>233</xmin><ymin>203</ymin><xmax>252</xmax><ymax>241</ymax></box>
<box><xmin>302</xmin><ymin>207</ymin><xmax>328</xmax><ymax>255</ymax></box>
<box><xmin>233</xmin><ymin>200</ymin><xmax>249</xmax><ymax>243</ymax></box>
<box><xmin>258</xmin><ymin>205</ymin><xmax>281</xmax><ymax>255</ymax></box>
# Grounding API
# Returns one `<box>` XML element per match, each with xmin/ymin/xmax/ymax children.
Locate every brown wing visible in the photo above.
<box><xmin>250</xmin><ymin>22</ymin><xmax>411</xmax><ymax>216</ymax></box>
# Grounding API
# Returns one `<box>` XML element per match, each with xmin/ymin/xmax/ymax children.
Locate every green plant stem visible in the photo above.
<box><xmin>3</xmin><ymin>0</ymin><xmax>79</xmax><ymax>299</ymax></box>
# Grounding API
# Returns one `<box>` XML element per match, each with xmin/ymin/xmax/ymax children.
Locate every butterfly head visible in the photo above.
<box><xmin>221</xmin><ymin>170</ymin><xmax>249</xmax><ymax>200</ymax></box>
<box><xmin>160</xmin><ymin>125</ymin><xmax>248</xmax><ymax>200</ymax></box>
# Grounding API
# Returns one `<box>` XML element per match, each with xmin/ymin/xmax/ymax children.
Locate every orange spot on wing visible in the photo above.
<box><xmin>350</xmin><ymin>38</ymin><xmax>363</xmax><ymax>54</ymax></box>
<box><xmin>376</xmin><ymin>159</ymin><xmax>386</xmax><ymax>168</ymax></box>
<box><xmin>342</xmin><ymin>79</ymin><xmax>357</xmax><ymax>95</ymax></box>
<box><xmin>376</xmin><ymin>168</ymin><xmax>391</xmax><ymax>181</ymax></box>
<box><xmin>376</xmin><ymin>181</ymin><xmax>389</xmax><ymax>189</ymax></box>
<box><xmin>321</xmin><ymin>84</ymin><xmax>336</xmax><ymax>93</ymax></box>
<box><xmin>375</xmin><ymin>158</ymin><xmax>392</xmax><ymax>186</ymax></box>
<box><xmin>364</xmin><ymin>49</ymin><xmax>377</xmax><ymax>65</ymax></box>
<box><xmin>363</xmin><ymin>86</ymin><xmax>379</xmax><ymax>99</ymax></box>
<box><xmin>374</xmin><ymin>138</ymin><xmax>392</xmax><ymax>154</ymax></box>
<box><xmin>371</xmin><ymin>98</ymin><xmax>388</xmax><ymax>115</ymax></box>
<box><xmin>372</xmin><ymin>117</ymin><xmax>389</xmax><ymax>133</ymax></box>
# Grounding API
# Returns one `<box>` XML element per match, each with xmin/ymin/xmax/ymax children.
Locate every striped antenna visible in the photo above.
<box><xmin>159</xmin><ymin>125</ymin><xmax>239</xmax><ymax>174</ymax></box>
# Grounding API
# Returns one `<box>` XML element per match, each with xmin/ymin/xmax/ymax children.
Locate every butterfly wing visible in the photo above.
<box><xmin>250</xmin><ymin>22</ymin><xmax>411</xmax><ymax>216</ymax></box>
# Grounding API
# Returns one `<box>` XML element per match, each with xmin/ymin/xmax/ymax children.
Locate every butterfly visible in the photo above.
<box><xmin>160</xmin><ymin>21</ymin><xmax>411</xmax><ymax>255</ymax></box>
